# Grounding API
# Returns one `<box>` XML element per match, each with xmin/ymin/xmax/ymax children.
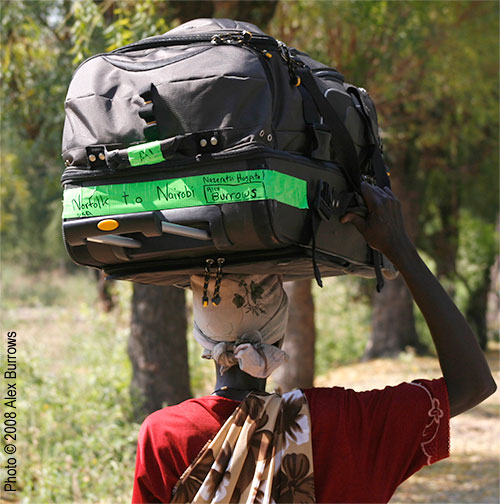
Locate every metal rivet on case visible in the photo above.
<box><xmin>89</xmin><ymin>154</ymin><xmax>97</xmax><ymax>162</ymax></box>
<box><xmin>210</xmin><ymin>136</ymin><xmax>218</xmax><ymax>146</ymax></box>
<box><xmin>98</xmin><ymin>153</ymin><xmax>105</xmax><ymax>161</ymax></box>
<box><xmin>200</xmin><ymin>139</ymin><xmax>208</xmax><ymax>148</ymax></box>
<box><xmin>267</xmin><ymin>134</ymin><xmax>273</xmax><ymax>142</ymax></box>
<box><xmin>259</xmin><ymin>130</ymin><xmax>265</xmax><ymax>137</ymax></box>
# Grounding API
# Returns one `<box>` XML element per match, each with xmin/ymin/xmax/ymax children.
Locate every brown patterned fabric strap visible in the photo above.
<box><xmin>171</xmin><ymin>389</ymin><xmax>315</xmax><ymax>503</ymax></box>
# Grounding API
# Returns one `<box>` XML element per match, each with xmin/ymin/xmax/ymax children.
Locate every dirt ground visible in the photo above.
<box><xmin>316</xmin><ymin>344</ymin><xmax>500</xmax><ymax>503</ymax></box>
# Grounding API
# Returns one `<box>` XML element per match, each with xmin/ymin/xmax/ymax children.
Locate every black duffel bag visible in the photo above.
<box><xmin>61</xmin><ymin>18</ymin><xmax>396</xmax><ymax>289</ymax></box>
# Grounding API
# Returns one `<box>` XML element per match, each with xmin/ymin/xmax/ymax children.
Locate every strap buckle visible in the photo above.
<box><xmin>313</xmin><ymin>180</ymin><xmax>334</xmax><ymax>222</ymax></box>
<box><xmin>308</xmin><ymin>124</ymin><xmax>331</xmax><ymax>161</ymax></box>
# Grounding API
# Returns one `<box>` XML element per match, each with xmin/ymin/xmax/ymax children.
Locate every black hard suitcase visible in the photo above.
<box><xmin>61</xmin><ymin>18</ymin><xmax>397</xmax><ymax>287</ymax></box>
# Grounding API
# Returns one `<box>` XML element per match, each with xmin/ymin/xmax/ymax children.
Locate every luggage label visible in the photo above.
<box><xmin>62</xmin><ymin>169</ymin><xmax>309</xmax><ymax>220</ymax></box>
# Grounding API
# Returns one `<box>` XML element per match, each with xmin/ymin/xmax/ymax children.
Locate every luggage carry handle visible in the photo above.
<box><xmin>87</xmin><ymin>235</ymin><xmax>143</xmax><ymax>248</ymax></box>
<box><xmin>86</xmin><ymin>221</ymin><xmax>212</xmax><ymax>249</ymax></box>
<box><xmin>64</xmin><ymin>212</ymin><xmax>213</xmax><ymax>251</ymax></box>
<box><xmin>160</xmin><ymin>221</ymin><xmax>211</xmax><ymax>241</ymax></box>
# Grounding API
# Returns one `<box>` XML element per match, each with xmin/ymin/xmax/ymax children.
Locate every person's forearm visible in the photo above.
<box><xmin>341</xmin><ymin>182</ymin><xmax>496</xmax><ymax>416</ymax></box>
<box><xmin>388</xmin><ymin>242</ymin><xmax>497</xmax><ymax>417</ymax></box>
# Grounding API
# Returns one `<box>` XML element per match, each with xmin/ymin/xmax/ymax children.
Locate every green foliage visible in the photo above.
<box><xmin>458</xmin><ymin>212</ymin><xmax>497</xmax><ymax>285</ymax></box>
<box><xmin>14</xmin><ymin>350</ymin><xmax>137</xmax><ymax>503</ymax></box>
<box><xmin>68</xmin><ymin>0</ymin><xmax>106</xmax><ymax>62</ymax></box>
<box><xmin>455</xmin><ymin>209</ymin><xmax>498</xmax><ymax>309</ymax></box>
<box><xmin>0</xmin><ymin>0</ymin><xmax>177</xmax><ymax>269</ymax></box>
<box><xmin>270</xmin><ymin>0</ymin><xmax>499</xmax><ymax>338</ymax></box>
<box><xmin>1</xmin><ymin>266</ymin><xmax>137</xmax><ymax>503</ymax></box>
<box><xmin>314</xmin><ymin>277</ymin><xmax>371</xmax><ymax>374</ymax></box>
<box><xmin>1</xmin><ymin>1</ymin><xmax>73</xmax><ymax>268</ymax></box>
<box><xmin>270</xmin><ymin>1</ymin><xmax>499</xmax><ymax>207</ymax></box>
<box><xmin>0</xmin><ymin>262</ymin><xmax>95</xmax><ymax>309</ymax></box>
<box><xmin>102</xmin><ymin>1</ymin><xmax>170</xmax><ymax>52</ymax></box>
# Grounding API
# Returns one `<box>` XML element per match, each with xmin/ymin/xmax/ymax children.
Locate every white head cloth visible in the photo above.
<box><xmin>190</xmin><ymin>274</ymin><xmax>289</xmax><ymax>378</ymax></box>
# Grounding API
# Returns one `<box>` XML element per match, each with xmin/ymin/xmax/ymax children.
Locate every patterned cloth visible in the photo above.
<box><xmin>171</xmin><ymin>390</ymin><xmax>315</xmax><ymax>504</ymax></box>
<box><xmin>190</xmin><ymin>274</ymin><xmax>289</xmax><ymax>378</ymax></box>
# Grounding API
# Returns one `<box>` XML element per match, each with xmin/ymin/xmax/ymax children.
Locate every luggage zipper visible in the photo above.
<box><xmin>61</xmin><ymin>142</ymin><xmax>340</xmax><ymax>186</ymax></box>
<box><xmin>114</xmin><ymin>31</ymin><xmax>278</xmax><ymax>53</ymax></box>
<box><xmin>71</xmin><ymin>41</ymin><xmax>212</xmax><ymax>75</ymax></box>
<box><xmin>72</xmin><ymin>31</ymin><xmax>277</xmax><ymax>75</ymax></box>
<box><xmin>277</xmin><ymin>41</ymin><xmax>307</xmax><ymax>86</ymax></box>
<box><xmin>61</xmin><ymin>143</ymin><xmax>270</xmax><ymax>184</ymax></box>
<box><xmin>201</xmin><ymin>257</ymin><xmax>225</xmax><ymax>307</ymax></box>
<box><xmin>202</xmin><ymin>258</ymin><xmax>214</xmax><ymax>307</ymax></box>
<box><xmin>210</xmin><ymin>31</ymin><xmax>278</xmax><ymax>137</ymax></box>
<box><xmin>211</xmin><ymin>258</ymin><xmax>225</xmax><ymax>306</ymax></box>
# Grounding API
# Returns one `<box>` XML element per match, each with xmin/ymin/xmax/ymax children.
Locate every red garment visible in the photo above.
<box><xmin>132</xmin><ymin>378</ymin><xmax>449</xmax><ymax>503</ymax></box>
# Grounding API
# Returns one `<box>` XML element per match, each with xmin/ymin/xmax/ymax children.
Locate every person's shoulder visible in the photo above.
<box><xmin>304</xmin><ymin>378</ymin><xmax>447</xmax><ymax>407</ymax></box>
<box><xmin>140</xmin><ymin>395</ymin><xmax>239</xmax><ymax>432</ymax></box>
<box><xmin>139</xmin><ymin>397</ymin><xmax>202</xmax><ymax>433</ymax></box>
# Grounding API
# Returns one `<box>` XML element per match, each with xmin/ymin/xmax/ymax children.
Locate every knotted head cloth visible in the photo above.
<box><xmin>190</xmin><ymin>274</ymin><xmax>289</xmax><ymax>378</ymax></box>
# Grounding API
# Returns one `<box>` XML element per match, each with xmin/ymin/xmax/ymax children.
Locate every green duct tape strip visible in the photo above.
<box><xmin>63</xmin><ymin>169</ymin><xmax>308</xmax><ymax>219</ymax></box>
<box><xmin>127</xmin><ymin>141</ymin><xmax>165</xmax><ymax>166</ymax></box>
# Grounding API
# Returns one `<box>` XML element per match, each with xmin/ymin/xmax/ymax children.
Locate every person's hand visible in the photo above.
<box><xmin>340</xmin><ymin>182</ymin><xmax>414</xmax><ymax>262</ymax></box>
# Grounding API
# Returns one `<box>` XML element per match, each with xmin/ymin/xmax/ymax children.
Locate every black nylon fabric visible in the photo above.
<box><xmin>62</xmin><ymin>43</ymin><xmax>276</xmax><ymax>164</ymax></box>
<box><xmin>61</xmin><ymin>18</ymin><xmax>384</xmax><ymax>172</ymax></box>
<box><xmin>60</xmin><ymin>18</ymin><xmax>396</xmax><ymax>286</ymax></box>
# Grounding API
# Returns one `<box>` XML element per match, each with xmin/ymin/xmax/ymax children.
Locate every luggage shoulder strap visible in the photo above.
<box><xmin>296</xmin><ymin>67</ymin><xmax>361</xmax><ymax>193</ymax></box>
<box><xmin>296</xmin><ymin>68</ymin><xmax>386</xmax><ymax>291</ymax></box>
<box><xmin>347</xmin><ymin>86</ymin><xmax>391</xmax><ymax>189</ymax></box>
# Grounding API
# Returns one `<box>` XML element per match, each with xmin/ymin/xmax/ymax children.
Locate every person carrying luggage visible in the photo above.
<box><xmin>131</xmin><ymin>182</ymin><xmax>496</xmax><ymax>504</ymax></box>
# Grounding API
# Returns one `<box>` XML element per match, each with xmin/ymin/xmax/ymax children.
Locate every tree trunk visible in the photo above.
<box><xmin>364</xmin><ymin>275</ymin><xmax>422</xmax><ymax>358</ymax></box>
<box><xmin>273</xmin><ymin>280</ymin><xmax>315</xmax><ymax>392</ymax></box>
<box><xmin>95</xmin><ymin>270</ymin><xmax>115</xmax><ymax>312</ymax></box>
<box><xmin>466</xmin><ymin>267</ymin><xmax>491</xmax><ymax>350</ymax></box>
<box><xmin>169</xmin><ymin>0</ymin><xmax>279</xmax><ymax>28</ymax></box>
<box><xmin>128</xmin><ymin>284</ymin><xmax>191</xmax><ymax>421</ymax></box>
<box><xmin>230</xmin><ymin>0</ymin><xmax>279</xmax><ymax>28</ymax></box>
<box><xmin>169</xmin><ymin>1</ymin><xmax>216</xmax><ymax>23</ymax></box>
<box><xmin>487</xmin><ymin>252</ymin><xmax>499</xmax><ymax>343</ymax></box>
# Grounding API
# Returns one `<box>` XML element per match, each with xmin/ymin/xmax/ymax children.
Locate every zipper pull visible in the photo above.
<box><xmin>211</xmin><ymin>30</ymin><xmax>252</xmax><ymax>46</ymax></box>
<box><xmin>211</xmin><ymin>34</ymin><xmax>223</xmax><ymax>45</ymax></box>
<box><xmin>241</xmin><ymin>30</ymin><xmax>252</xmax><ymax>43</ymax></box>
<box><xmin>261</xmin><ymin>48</ymin><xmax>273</xmax><ymax>59</ymax></box>
<box><xmin>202</xmin><ymin>258</ymin><xmax>214</xmax><ymax>307</ymax></box>
<box><xmin>211</xmin><ymin>258</ymin><xmax>225</xmax><ymax>306</ymax></box>
<box><xmin>278</xmin><ymin>41</ymin><xmax>305</xmax><ymax>85</ymax></box>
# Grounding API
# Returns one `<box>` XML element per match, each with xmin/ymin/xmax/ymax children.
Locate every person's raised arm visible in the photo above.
<box><xmin>341</xmin><ymin>182</ymin><xmax>496</xmax><ymax>417</ymax></box>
